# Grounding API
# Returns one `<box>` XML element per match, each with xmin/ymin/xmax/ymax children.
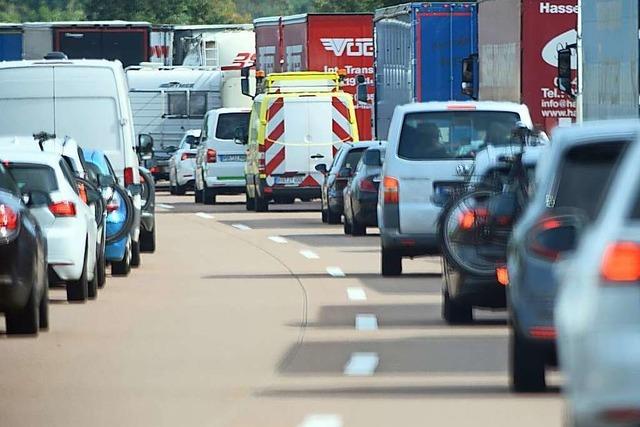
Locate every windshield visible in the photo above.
<box><xmin>342</xmin><ymin>148</ymin><xmax>366</xmax><ymax>171</ymax></box>
<box><xmin>6</xmin><ymin>164</ymin><xmax>58</xmax><ymax>194</ymax></box>
<box><xmin>180</xmin><ymin>134</ymin><xmax>200</xmax><ymax>149</ymax></box>
<box><xmin>215</xmin><ymin>113</ymin><xmax>250</xmax><ymax>141</ymax></box>
<box><xmin>398</xmin><ymin>111</ymin><xmax>521</xmax><ymax>160</ymax></box>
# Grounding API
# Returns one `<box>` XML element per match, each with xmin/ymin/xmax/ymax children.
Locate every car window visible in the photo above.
<box><xmin>215</xmin><ymin>113</ymin><xmax>250</xmax><ymax>140</ymax></box>
<box><xmin>343</xmin><ymin>148</ymin><xmax>366</xmax><ymax>170</ymax></box>
<box><xmin>329</xmin><ymin>148</ymin><xmax>347</xmax><ymax>173</ymax></box>
<box><xmin>0</xmin><ymin>164</ymin><xmax>19</xmax><ymax>195</ymax></box>
<box><xmin>6</xmin><ymin>164</ymin><xmax>58</xmax><ymax>194</ymax></box>
<box><xmin>181</xmin><ymin>134</ymin><xmax>200</xmax><ymax>149</ymax></box>
<box><xmin>552</xmin><ymin>141</ymin><xmax>628</xmax><ymax>221</ymax></box>
<box><xmin>398</xmin><ymin>111</ymin><xmax>520</xmax><ymax>160</ymax></box>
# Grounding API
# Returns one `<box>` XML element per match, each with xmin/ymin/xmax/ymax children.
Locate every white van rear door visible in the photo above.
<box><xmin>0</xmin><ymin>67</ymin><xmax>55</xmax><ymax>136</ymax></box>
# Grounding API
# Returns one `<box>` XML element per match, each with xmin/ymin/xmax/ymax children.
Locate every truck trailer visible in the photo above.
<box><xmin>254</xmin><ymin>14</ymin><xmax>375</xmax><ymax>140</ymax></box>
<box><xmin>374</xmin><ymin>2</ymin><xmax>478</xmax><ymax>140</ymax></box>
<box><xmin>474</xmin><ymin>0</ymin><xmax>578</xmax><ymax>131</ymax></box>
<box><xmin>22</xmin><ymin>21</ymin><xmax>151</xmax><ymax>67</ymax></box>
<box><xmin>0</xmin><ymin>24</ymin><xmax>22</xmax><ymax>61</ymax></box>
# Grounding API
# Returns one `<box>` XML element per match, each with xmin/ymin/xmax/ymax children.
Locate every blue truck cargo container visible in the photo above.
<box><xmin>0</xmin><ymin>25</ymin><xmax>23</xmax><ymax>61</ymax></box>
<box><xmin>374</xmin><ymin>2</ymin><xmax>478</xmax><ymax>139</ymax></box>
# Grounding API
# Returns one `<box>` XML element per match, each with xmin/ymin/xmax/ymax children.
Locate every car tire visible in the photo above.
<box><xmin>510</xmin><ymin>327</ymin><xmax>546</xmax><ymax>392</ymax></box>
<box><xmin>327</xmin><ymin>208</ymin><xmax>341</xmax><ymax>224</ymax></box>
<box><xmin>39</xmin><ymin>275</ymin><xmax>49</xmax><ymax>330</ymax></box>
<box><xmin>88</xmin><ymin>252</ymin><xmax>98</xmax><ymax>300</ymax></box>
<box><xmin>131</xmin><ymin>239</ymin><xmax>141</xmax><ymax>268</ymax></box>
<box><xmin>111</xmin><ymin>239</ymin><xmax>131</xmax><ymax>277</ymax></box>
<box><xmin>204</xmin><ymin>186</ymin><xmax>216</xmax><ymax>205</ymax></box>
<box><xmin>97</xmin><ymin>240</ymin><xmax>106</xmax><ymax>289</ymax></box>
<box><xmin>343</xmin><ymin>217</ymin><xmax>352</xmax><ymax>235</ymax></box>
<box><xmin>175</xmin><ymin>183</ymin><xmax>187</xmax><ymax>196</ymax></box>
<box><xmin>351</xmin><ymin>216</ymin><xmax>366</xmax><ymax>236</ymax></box>
<box><xmin>442</xmin><ymin>287</ymin><xmax>473</xmax><ymax>324</ymax></box>
<box><xmin>140</xmin><ymin>226</ymin><xmax>156</xmax><ymax>253</ymax></box>
<box><xmin>169</xmin><ymin>182</ymin><xmax>176</xmax><ymax>195</ymax></box>
<box><xmin>255</xmin><ymin>195</ymin><xmax>268</xmax><ymax>212</ymax></box>
<box><xmin>6</xmin><ymin>287</ymin><xmax>39</xmax><ymax>335</ymax></box>
<box><xmin>194</xmin><ymin>187</ymin><xmax>203</xmax><ymax>203</ymax></box>
<box><xmin>321</xmin><ymin>208</ymin><xmax>328</xmax><ymax>223</ymax></box>
<box><xmin>67</xmin><ymin>245</ymin><xmax>89</xmax><ymax>302</ymax></box>
<box><xmin>381</xmin><ymin>248</ymin><xmax>402</xmax><ymax>276</ymax></box>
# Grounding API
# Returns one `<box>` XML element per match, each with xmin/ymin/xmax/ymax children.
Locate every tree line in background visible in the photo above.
<box><xmin>0</xmin><ymin>0</ymin><xmax>411</xmax><ymax>23</ymax></box>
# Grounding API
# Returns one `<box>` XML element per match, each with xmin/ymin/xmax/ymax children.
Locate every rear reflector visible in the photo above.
<box><xmin>601</xmin><ymin>242</ymin><xmax>640</xmax><ymax>283</ymax></box>
<box><xmin>206</xmin><ymin>149</ymin><xmax>217</xmax><ymax>163</ymax></box>
<box><xmin>383</xmin><ymin>176</ymin><xmax>399</xmax><ymax>204</ymax></box>
<box><xmin>496</xmin><ymin>266</ymin><xmax>509</xmax><ymax>286</ymax></box>
<box><xmin>49</xmin><ymin>201</ymin><xmax>76</xmax><ymax>217</ymax></box>
<box><xmin>124</xmin><ymin>167</ymin><xmax>134</xmax><ymax>186</ymax></box>
<box><xmin>529</xmin><ymin>327</ymin><xmax>556</xmax><ymax>340</ymax></box>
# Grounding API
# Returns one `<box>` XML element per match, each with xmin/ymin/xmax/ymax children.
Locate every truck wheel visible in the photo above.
<box><xmin>131</xmin><ymin>239</ymin><xmax>141</xmax><ymax>268</ymax></box>
<box><xmin>6</xmin><ymin>287</ymin><xmax>39</xmax><ymax>335</ymax></box>
<box><xmin>511</xmin><ymin>326</ymin><xmax>546</xmax><ymax>392</ymax></box>
<box><xmin>381</xmin><ymin>248</ymin><xmax>402</xmax><ymax>276</ymax></box>
<box><xmin>442</xmin><ymin>288</ymin><xmax>472</xmax><ymax>324</ymax></box>
<box><xmin>140</xmin><ymin>226</ymin><xmax>156</xmax><ymax>253</ymax></box>
<box><xmin>204</xmin><ymin>186</ymin><xmax>217</xmax><ymax>205</ymax></box>
<box><xmin>67</xmin><ymin>245</ymin><xmax>89</xmax><ymax>302</ymax></box>
<box><xmin>111</xmin><ymin>239</ymin><xmax>131</xmax><ymax>277</ymax></box>
<box><xmin>255</xmin><ymin>195</ymin><xmax>268</xmax><ymax>212</ymax></box>
<box><xmin>327</xmin><ymin>208</ymin><xmax>341</xmax><ymax>224</ymax></box>
<box><xmin>351</xmin><ymin>217</ymin><xmax>366</xmax><ymax>236</ymax></box>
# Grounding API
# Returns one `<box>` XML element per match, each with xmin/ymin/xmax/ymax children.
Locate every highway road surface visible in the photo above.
<box><xmin>0</xmin><ymin>194</ymin><xmax>564</xmax><ymax>427</ymax></box>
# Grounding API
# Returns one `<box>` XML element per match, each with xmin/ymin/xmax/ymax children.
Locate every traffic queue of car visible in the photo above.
<box><xmin>0</xmin><ymin>54</ymin><xmax>157</xmax><ymax>337</ymax></box>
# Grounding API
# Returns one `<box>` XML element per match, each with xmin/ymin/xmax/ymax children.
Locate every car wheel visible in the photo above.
<box><xmin>442</xmin><ymin>287</ymin><xmax>472</xmax><ymax>324</ymax></box>
<box><xmin>321</xmin><ymin>209</ymin><xmax>328</xmax><ymax>223</ymax></box>
<box><xmin>204</xmin><ymin>186</ymin><xmax>217</xmax><ymax>205</ymax></box>
<box><xmin>169</xmin><ymin>182</ymin><xmax>176</xmax><ymax>195</ymax></box>
<box><xmin>194</xmin><ymin>188</ymin><xmax>203</xmax><ymax>203</ymax></box>
<box><xmin>510</xmin><ymin>326</ymin><xmax>546</xmax><ymax>392</ymax></box>
<box><xmin>67</xmin><ymin>245</ymin><xmax>89</xmax><ymax>302</ymax></box>
<box><xmin>351</xmin><ymin>216</ymin><xmax>366</xmax><ymax>236</ymax></box>
<box><xmin>6</xmin><ymin>287</ymin><xmax>39</xmax><ymax>335</ymax></box>
<box><xmin>140</xmin><ymin>226</ymin><xmax>156</xmax><ymax>253</ymax></box>
<box><xmin>175</xmin><ymin>183</ymin><xmax>187</xmax><ymax>196</ymax></box>
<box><xmin>327</xmin><ymin>208</ymin><xmax>341</xmax><ymax>224</ymax></box>
<box><xmin>88</xmin><ymin>252</ymin><xmax>98</xmax><ymax>300</ymax></box>
<box><xmin>131</xmin><ymin>239</ymin><xmax>141</xmax><ymax>268</ymax></box>
<box><xmin>343</xmin><ymin>216</ymin><xmax>352</xmax><ymax>235</ymax></box>
<box><xmin>97</xmin><ymin>239</ymin><xmax>106</xmax><ymax>289</ymax></box>
<box><xmin>246</xmin><ymin>193</ymin><xmax>255</xmax><ymax>211</ymax></box>
<box><xmin>255</xmin><ymin>195</ymin><xmax>268</xmax><ymax>212</ymax></box>
<box><xmin>111</xmin><ymin>239</ymin><xmax>131</xmax><ymax>276</ymax></box>
<box><xmin>39</xmin><ymin>274</ymin><xmax>49</xmax><ymax>330</ymax></box>
<box><xmin>381</xmin><ymin>247</ymin><xmax>402</xmax><ymax>276</ymax></box>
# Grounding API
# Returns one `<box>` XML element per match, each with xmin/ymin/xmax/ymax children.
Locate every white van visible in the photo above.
<box><xmin>0</xmin><ymin>59</ymin><xmax>146</xmax><ymax>262</ymax></box>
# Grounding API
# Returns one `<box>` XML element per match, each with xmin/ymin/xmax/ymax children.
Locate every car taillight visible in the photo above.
<box><xmin>49</xmin><ymin>201</ymin><xmax>76</xmax><ymax>217</ymax></box>
<box><xmin>206</xmin><ymin>149</ymin><xmax>217</xmax><ymax>163</ymax></box>
<box><xmin>496</xmin><ymin>266</ymin><xmax>509</xmax><ymax>286</ymax></box>
<box><xmin>124</xmin><ymin>167</ymin><xmax>134</xmax><ymax>186</ymax></box>
<box><xmin>600</xmin><ymin>242</ymin><xmax>640</xmax><ymax>283</ymax></box>
<box><xmin>0</xmin><ymin>204</ymin><xmax>18</xmax><ymax>235</ymax></box>
<box><xmin>359</xmin><ymin>178</ymin><xmax>377</xmax><ymax>192</ymax></box>
<box><xmin>527</xmin><ymin>217</ymin><xmax>577</xmax><ymax>261</ymax></box>
<box><xmin>383</xmin><ymin>176</ymin><xmax>399</xmax><ymax>204</ymax></box>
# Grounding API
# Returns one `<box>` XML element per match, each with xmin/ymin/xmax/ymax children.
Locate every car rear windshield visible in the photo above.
<box><xmin>215</xmin><ymin>113</ymin><xmax>250</xmax><ymax>140</ymax></box>
<box><xmin>6</xmin><ymin>164</ymin><xmax>58</xmax><ymax>194</ymax></box>
<box><xmin>398</xmin><ymin>111</ymin><xmax>520</xmax><ymax>160</ymax></box>
<box><xmin>0</xmin><ymin>164</ymin><xmax>18</xmax><ymax>195</ymax></box>
<box><xmin>342</xmin><ymin>148</ymin><xmax>367</xmax><ymax>170</ymax></box>
<box><xmin>553</xmin><ymin>141</ymin><xmax>628</xmax><ymax>221</ymax></box>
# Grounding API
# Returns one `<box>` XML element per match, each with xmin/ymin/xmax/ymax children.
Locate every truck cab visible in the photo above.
<box><xmin>243</xmin><ymin>71</ymin><xmax>360</xmax><ymax>212</ymax></box>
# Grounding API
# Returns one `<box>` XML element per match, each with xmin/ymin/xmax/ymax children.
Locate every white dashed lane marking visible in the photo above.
<box><xmin>232</xmin><ymin>224</ymin><xmax>252</xmax><ymax>231</ymax></box>
<box><xmin>344</xmin><ymin>352</ymin><xmax>379</xmax><ymax>376</ymax></box>
<box><xmin>268</xmin><ymin>236</ymin><xmax>288</xmax><ymax>244</ymax></box>
<box><xmin>299</xmin><ymin>250</ymin><xmax>320</xmax><ymax>259</ymax></box>
<box><xmin>157</xmin><ymin>204</ymin><xmax>174</xmax><ymax>210</ymax></box>
<box><xmin>346</xmin><ymin>287</ymin><xmax>367</xmax><ymax>301</ymax></box>
<box><xmin>195</xmin><ymin>212</ymin><xmax>214</xmax><ymax>219</ymax></box>
<box><xmin>355</xmin><ymin>314</ymin><xmax>378</xmax><ymax>331</ymax></box>
<box><xmin>298</xmin><ymin>414</ymin><xmax>343</xmax><ymax>427</ymax></box>
<box><xmin>326</xmin><ymin>267</ymin><xmax>345</xmax><ymax>277</ymax></box>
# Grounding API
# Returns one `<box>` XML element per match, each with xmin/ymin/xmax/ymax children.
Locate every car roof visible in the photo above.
<box><xmin>0</xmin><ymin>147</ymin><xmax>63</xmax><ymax>167</ymax></box>
<box><xmin>0</xmin><ymin>135</ymin><xmax>79</xmax><ymax>155</ymax></box>
<box><xmin>395</xmin><ymin>101</ymin><xmax>530</xmax><ymax>116</ymax></box>
<box><xmin>0</xmin><ymin>59</ymin><xmax>123</xmax><ymax>70</ymax></box>
<box><xmin>343</xmin><ymin>141</ymin><xmax>384</xmax><ymax>150</ymax></box>
<box><xmin>551</xmin><ymin>120</ymin><xmax>640</xmax><ymax>147</ymax></box>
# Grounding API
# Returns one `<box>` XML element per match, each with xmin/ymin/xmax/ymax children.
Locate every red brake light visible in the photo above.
<box><xmin>359</xmin><ymin>178</ymin><xmax>377</xmax><ymax>193</ymax></box>
<box><xmin>0</xmin><ymin>204</ymin><xmax>18</xmax><ymax>234</ymax></box>
<box><xmin>49</xmin><ymin>201</ymin><xmax>76</xmax><ymax>217</ymax></box>
<box><xmin>124</xmin><ymin>167</ymin><xmax>134</xmax><ymax>186</ymax></box>
<box><xmin>206</xmin><ymin>149</ymin><xmax>217</xmax><ymax>163</ymax></box>
<box><xmin>601</xmin><ymin>242</ymin><xmax>640</xmax><ymax>283</ymax></box>
<box><xmin>529</xmin><ymin>326</ymin><xmax>556</xmax><ymax>340</ymax></box>
<box><xmin>383</xmin><ymin>176</ymin><xmax>399</xmax><ymax>203</ymax></box>
<box><xmin>496</xmin><ymin>266</ymin><xmax>509</xmax><ymax>286</ymax></box>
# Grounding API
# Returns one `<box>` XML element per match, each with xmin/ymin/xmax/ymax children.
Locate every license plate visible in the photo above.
<box><xmin>219</xmin><ymin>154</ymin><xmax>246</xmax><ymax>162</ymax></box>
<box><xmin>275</xmin><ymin>176</ymin><xmax>303</xmax><ymax>186</ymax></box>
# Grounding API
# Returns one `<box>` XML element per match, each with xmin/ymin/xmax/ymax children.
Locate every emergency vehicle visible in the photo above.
<box><xmin>242</xmin><ymin>71</ymin><xmax>359</xmax><ymax>211</ymax></box>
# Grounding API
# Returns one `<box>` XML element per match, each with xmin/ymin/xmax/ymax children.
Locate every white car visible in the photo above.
<box><xmin>555</xmin><ymin>121</ymin><xmax>640</xmax><ymax>427</ymax></box>
<box><xmin>169</xmin><ymin>129</ymin><xmax>201</xmax><ymax>195</ymax></box>
<box><xmin>0</xmin><ymin>144</ymin><xmax>99</xmax><ymax>302</ymax></box>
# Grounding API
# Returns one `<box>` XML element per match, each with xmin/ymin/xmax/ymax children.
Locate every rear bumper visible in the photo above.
<box><xmin>380</xmin><ymin>228</ymin><xmax>440</xmax><ymax>256</ymax></box>
<box><xmin>44</xmin><ymin>221</ymin><xmax>86</xmax><ymax>281</ymax></box>
<box><xmin>0</xmin><ymin>242</ymin><xmax>34</xmax><ymax>311</ymax></box>
<box><xmin>328</xmin><ymin>195</ymin><xmax>344</xmax><ymax>213</ymax></box>
<box><xmin>353</xmin><ymin>197</ymin><xmax>378</xmax><ymax>226</ymax></box>
<box><xmin>449</xmin><ymin>269</ymin><xmax>507</xmax><ymax>309</ymax></box>
<box><xmin>266</xmin><ymin>186</ymin><xmax>321</xmax><ymax>200</ymax></box>
<box><xmin>205</xmin><ymin>176</ymin><xmax>245</xmax><ymax>191</ymax></box>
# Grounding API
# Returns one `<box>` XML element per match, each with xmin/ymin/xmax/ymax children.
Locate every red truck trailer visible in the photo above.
<box><xmin>254</xmin><ymin>14</ymin><xmax>374</xmax><ymax>140</ymax></box>
<box><xmin>476</xmin><ymin>0</ymin><xmax>578</xmax><ymax>131</ymax></box>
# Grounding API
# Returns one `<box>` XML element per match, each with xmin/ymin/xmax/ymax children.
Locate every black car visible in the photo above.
<box><xmin>0</xmin><ymin>163</ymin><xmax>48</xmax><ymax>335</ymax></box>
<box><xmin>343</xmin><ymin>143</ymin><xmax>386</xmax><ymax>236</ymax></box>
<box><xmin>318</xmin><ymin>141</ymin><xmax>379</xmax><ymax>224</ymax></box>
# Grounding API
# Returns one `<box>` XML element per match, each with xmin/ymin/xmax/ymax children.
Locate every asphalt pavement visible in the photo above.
<box><xmin>0</xmin><ymin>193</ymin><xmax>564</xmax><ymax>427</ymax></box>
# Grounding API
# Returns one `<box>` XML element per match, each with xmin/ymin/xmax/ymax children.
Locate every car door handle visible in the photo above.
<box><xmin>310</xmin><ymin>154</ymin><xmax>325</xmax><ymax>159</ymax></box>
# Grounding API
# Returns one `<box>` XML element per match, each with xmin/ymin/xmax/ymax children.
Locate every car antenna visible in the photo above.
<box><xmin>33</xmin><ymin>131</ymin><xmax>56</xmax><ymax>151</ymax></box>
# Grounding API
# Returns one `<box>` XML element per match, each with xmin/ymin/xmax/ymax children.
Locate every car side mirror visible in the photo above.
<box><xmin>233</xmin><ymin>126</ymin><xmax>248</xmax><ymax>145</ymax></box>
<box><xmin>557</xmin><ymin>45</ymin><xmax>575</xmax><ymax>99</ymax></box>
<box><xmin>356</xmin><ymin>74</ymin><xmax>369</xmax><ymax>104</ymax></box>
<box><xmin>363</xmin><ymin>149</ymin><xmax>382</xmax><ymax>166</ymax></box>
<box><xmin>241</xmin><ymin>66</ymin><xmax>255</xmax><ymax>99</ymax></box>
<box><xmin>315</xmin><ymin>163</ymin><xmax>328</xmax><ymax>175</ymax></box>
<box><xmin>138</xmin><ymin>134</ymin><xmax>154</xmax><ymax>160</ymax></box>
<box><xmin>461</xmin><ymin>54</ymin><xmax>478</xmax><ymax>100</ymax></box>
